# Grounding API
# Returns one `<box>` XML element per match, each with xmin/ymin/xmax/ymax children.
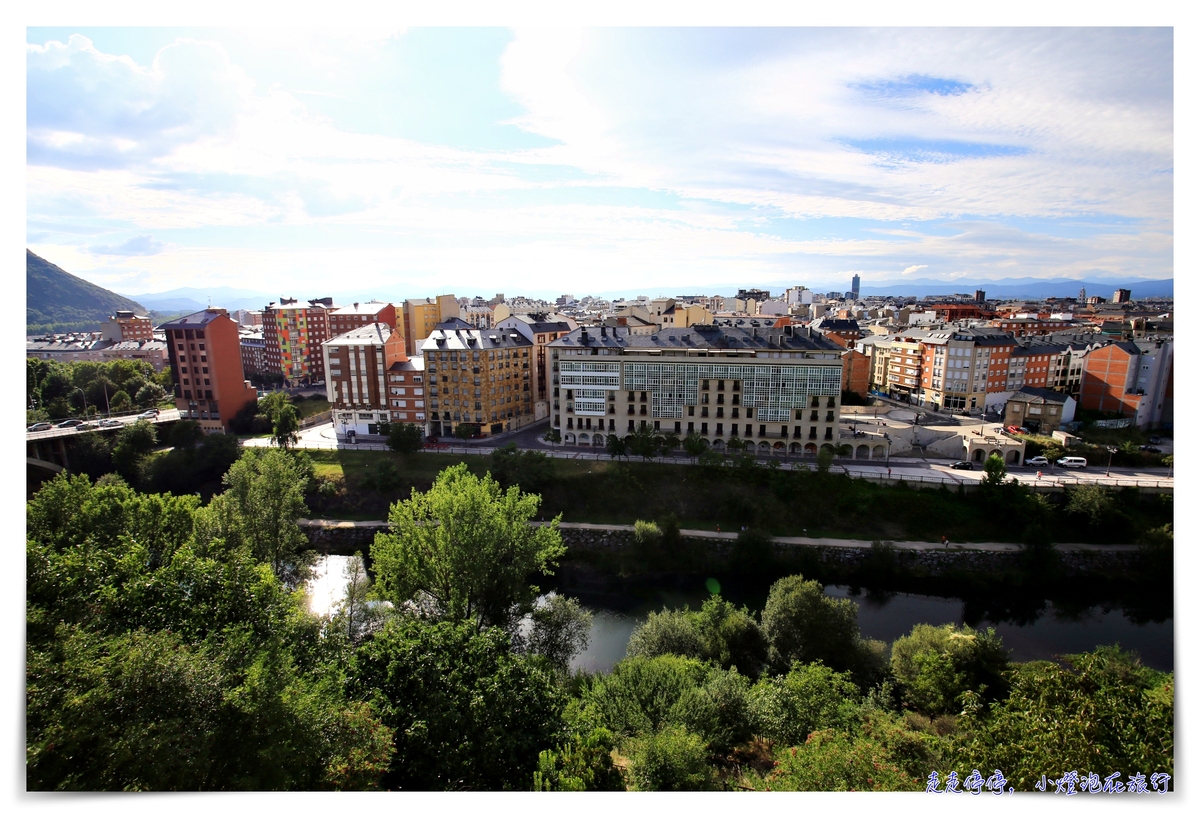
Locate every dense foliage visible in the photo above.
<box><xmin>27</xmin><ymin>457</ymin><xmax>1173</xmax><ymax>792</ymax></box>
<box><xmin>28</xmin><ymin>357</ymin><xmax>171</xmax><ymax>420</ymax></box>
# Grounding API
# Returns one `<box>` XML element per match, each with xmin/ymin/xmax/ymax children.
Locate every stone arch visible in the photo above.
<box><xmin>972</xmin><ymin>447</ymin><xmax>984</xmax><ymax>461</ymax></box>
<box><xmin>988</xmin><ymin>449</ymin><xmax>1002</xmax><ymax>462</ymax></box>
<box><xmin>773</xmin><ymin>441</ymin><xmax>785</xmax><ymax>451</ymax></box>
<box><xmin>564</xmin><ymin>433</ymin><xmax>576</xmax><ymax>445</ymax></box>
<box><xmin>712</xmin><ymin>439</ymin><xmax>726</xmax><ymax>450</ymax></box>
<box><xmin>872</xmin><ymin>445</ymin><xmax>886</xmax><ymax>458</ymax></box>
<box><xmin>758</xmin><ymin>441</ymin><xmax>771</xmax><ymax>451</ymax></box>
<box><xmin>1006</xmin><ymin>449</ymin><xmax>1020</xmax><ymax>464</ymax></box>
<box><xmin>856</xmin><ymin>444</ymin><xmax>870</xmax><ymax>459</ymax></box>
<box><xmin>578</xmin><ymin>433</ymin><xmax>590</xmax><ymax>444</ymax></box>
<box><xmin>804</xmin><ymin>443</ymin><xmax>818</xmax><ymax>456</ymax></box>
<box><xmin>593</xmin><ymin>434</ymin><xmax>605</xmax><ymax>447</ymax></box>
<box><xmin>789</xmin><ymin>442</ymin><xmax>802</xmax><ymax>454</ymax></box>
<box><xmin>820</xmin><ymin>443</ymin><xmax>834</xmax><ymax>453</ymax></box>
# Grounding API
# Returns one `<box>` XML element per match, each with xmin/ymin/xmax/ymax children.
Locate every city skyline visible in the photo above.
<box><xmin>27</xmin><ymin>27</ymin><xmax>1173</xmax><ymax>299</ymax></box>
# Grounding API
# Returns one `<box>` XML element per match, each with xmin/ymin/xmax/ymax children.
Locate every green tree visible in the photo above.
<box><xmin>194</xmin><ymin>448</ymin><xmax>313</xmax><ymax>586</ymax></box>
<box><xmin>761</xmin><ymin>575</ymin><xmax>885</xmax><ymax>684</ymax></box>
<box><xmin>628</xmin><ymin>725</ymin><xmax>714</xmax><ymax>791</ymax></box>
<box><xmin>370</xmin><ymin>464</ymin><xmax>565</xmax><ymax>630</ymax></box>
<box><xmin>749</xmin><ymin>661</ymin><xmax>862</xmax><ymax>747</ymax></box>
<box><xmin>695</xmin><ymin>595</ymin><xmax>768</xmax><ymax>678</ymax></box>
<box><xmin>330</xmin><ymin>552</ymin><xmax>386</xmax><ymax>646</ymax></box>
<box><xmin>606</xmin><ymin>434</ymin><xmax>628</xmax><ymax>460</ymax></box>
<box><xmin>542</xmin><ymin>428</ymin><xmax>561</xmax><ymax>445</ymax></box>
<box><xmin>629</xmin><ymin>423</ymin><xmax>660</xmax><ymax>461</ymax></box>
<box><xmin>351</xmin><ymin>617</ymin><xmax>566</xmax><ymax>791</ymax></box>
<box><xmin>890</xmin><ymin>623</ymin><xmax>1010</xmax><ymax>715</ymax></box>
<box><xmin>1065</xmin><ymin>483</ymin><xmax>1117</xmax><ymax>528</ymax></box>
<box><xmin>816</xmin><ymin>447</ymin><xmax>834</xmax><ymax>474</ymax></box>
<box><xmin>953</xmin><ymin>647</ymin><xmax>1173</xmax><ymax>790</ymax></box>
<box><xmin>758</xmin><ymin>729</ymin><xmax>921</xmax><ymax>791</ymax></box>
<box><xmin>169</xmin><ymin>420</ymin><xmax>204</xmax><ymax>450</ymax></box>
<box><xmin>526</xmin><ymin>594</ymin><xmax>592</xmax><ymax>672</ymax></box>
<box><xmin>386</xmin><ymin>421</ymin><xmax>424</xmax><ymax>453</ymax></box>
<box><xmin>626</xmin><ymin>608</ymin><xmax>703</xmax><ymax>661</ymax></box>
<box><xmin>110</xmin><ymin>390</ymin><xmax>132</xmax><ymax>413</ymax></box>
<box><xmin>489</xmin><ymin>443</ymin><xmax>554</xmax><ymax>493</ymax></box>
<box><xmin>682</xmin><ymin>432</ymin><xmax>707</xmax><ymax>461</ymax></box>
<box><xmin>272</xmin><ymin>403</ymin><xmax>300</xmax><ymax>449</ymax></box>
<box><xmin>134</xmin><ymin>382</ymin><xmax>167</xmax><ymax>408</ymax></box>
<box><xmin>982</xmin><ymin>453</ymin><xmax>1007</xmax><ymax>487</ymax></box>
<box><xmin>454</xmin><ymin>423</ymin><xmax>476</xmax><ymax>440</ymax></box>
<box><xmin>533</xmin><ymin>728</ymin><xmax>624</xmax><ymax>791</ymax></box>
<box><xmin>111</xmin><ymin>420</ymin><xmax>157</xmax><ymax>482</ymax></box>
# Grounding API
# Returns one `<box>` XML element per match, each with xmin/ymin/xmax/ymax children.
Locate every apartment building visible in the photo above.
<box><xmin>991</xmin><ymin>316</ymin><xmax>1076</xmax><ymax>337</ymax></box>
<box><xmin>100</xmin><ymin>310</ymin><xmax>153</xmax><ymax>343</ymax></box>
<box><xmin>918</xmin><ymin>329</ymin><xmax>1013</xmax><ymax>413</ymax></box>
<box><xmin>239</xmin><ymin>329</ymin><xmax>268</xmax><ymax>380</ymax></box>
<box><xmin>493</xmin><ymin>311</ymin><xmax>578</xmax><ymax>420</ymax></box>
<box><xmin>811</xmin><ymin>318</ymin><xmax>862</xmax><ymax>348</ymax></box>
<box><xmin>328</xmin><ymin>301</ymin><xmax>398</xmax><ymax>338</ymax></box>
<box><xmin>671</xmin><ymin>303</ymin><xmax>716</xmax><ymax>327</ymax></box>
<box><xmin>887</xmin><ymin>337</ymin><xmax>924</xmax><ymax>402</ymax></box>
<box><xmin>1079</xmin><ymin>338</ymin><xmax>1173</xmax><ymax>428</ymax></box>
<box><xmin>262</xmin><ymin>297</ymin><xmax>336</xmax><ymax>386</ymax></box>
<box><xmin>548</xmin><ymin>323</ymin><xmax>844</xmax><ymax>455</ymax></box>
<box><xmin>322</xmin><ymin>323</ymin><xmax>411</xmax><ymax>436</ymax></box>
<box><xmin>841</xmin><ymin>348</ymin><xmax>871</xmax><ymax>397</ymax></box>
<box><xmin>421</xmin><ymin>318</ymin><xmax>535</xmax><ymax>438</ymax></box>
<box><xmin>401</xmin><ymin>295</ymin><xmax>461</xmax><ymax>356</ymax></box>
<box><xmin>159</xmin><ymin>308</ymin><xmax>258</xmax><ymax>433</ymax></box>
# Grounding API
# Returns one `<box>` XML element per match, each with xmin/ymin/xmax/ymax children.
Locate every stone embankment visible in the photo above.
<box><xmin>298</xmin><ymin>518</ymin><xmax>1144</xmax><ymax>575</ymax></box>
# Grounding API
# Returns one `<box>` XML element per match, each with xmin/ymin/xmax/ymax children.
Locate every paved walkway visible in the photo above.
<box><xmin>297</xmin><ymin>518</ymin><xmax>1138</xmax><ymax>553</ymax></box>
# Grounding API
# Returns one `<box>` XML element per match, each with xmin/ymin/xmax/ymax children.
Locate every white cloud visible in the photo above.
<box><xmin>902</xmin><ymin>264</ymin><xmax>928</xmax><ymax>275</ymax></box>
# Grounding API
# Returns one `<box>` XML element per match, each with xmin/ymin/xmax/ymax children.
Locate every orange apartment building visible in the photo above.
<box><xmin>262</xmin><ymin>297</ymin><xmax>335</xmax><ymax>387</ymax></box>
<box><xmin>160</xmin><ymin>308</ymin><xmax>258</xmax><ymax>433</ymax></box>
<box><xmin>1079</xmin><ymin>339</ymin><xmax>1173</xmax><ymax>427</ymax></box>
<box><xmin>328</xmin><ymin>300</ymin><xmax>398</xmax><ymax>337</ymax></box>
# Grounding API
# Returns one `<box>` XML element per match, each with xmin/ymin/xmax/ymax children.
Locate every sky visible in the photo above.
<box><xmin>25</xmin><ymin>26</ymin><xmax>1174</xmax><ymax>301</ymax></box>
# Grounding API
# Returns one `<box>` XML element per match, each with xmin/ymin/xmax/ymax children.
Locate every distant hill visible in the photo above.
<box><xmin>121</xmin><ymin>285</ymin><xmax>276</xmax><ymax>314</ymax></box>
<box><xmin>857</xmin><ymin>277</ymin><xmax>1173</xmax><ymax>300</ymax></box>
<box><xmin>27</xmin><ymin>250</ymin><xmax>149</xmax><ymax>335</ymax></box>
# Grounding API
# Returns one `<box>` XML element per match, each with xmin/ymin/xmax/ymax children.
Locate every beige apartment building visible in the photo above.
<box><xmin>421</xmin><ymin>318</ymin><xmax>535</xmax><ymax>438</ymax></box>
<box><xmin>548</xmin><ymin>323</ymin><xmax>844</xmax><ymax>455</ymax></box>
<box><xmin>100</xmin><ymin>310</ymin><xmax>153</xmax><ymax>343</ymax></box>
<box><xmin>493</xmin><ymin>312</ymin><xmax>578</xmax><ymax>420</ymax></box>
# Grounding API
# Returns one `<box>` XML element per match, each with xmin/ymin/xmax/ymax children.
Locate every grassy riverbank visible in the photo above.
<box><xmin>305</xmin><ymin>449</ymin><xmax>1172</xmax><ymax>546</ymax></box>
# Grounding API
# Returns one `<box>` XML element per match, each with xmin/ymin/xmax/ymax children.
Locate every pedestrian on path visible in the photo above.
<box><xmin>941</xmin><ymin>534</ymin><xmax>949</xmax><ymax>546</ymax></box>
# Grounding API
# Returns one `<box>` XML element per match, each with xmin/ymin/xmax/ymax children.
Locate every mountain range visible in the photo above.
<box><xmin>119</xmin><ymin>286</ymin><xmax>278</xmax><ymax>314</ymax></box>
<box><xmin>855</xmin><ymin>277</ymin><xmax>1173</xmax><ymax>300</ymax></box>
<box><xmin>27</xmin><ymin>250</ymin><xmax>148</xmax><ymax>334</ymax></box>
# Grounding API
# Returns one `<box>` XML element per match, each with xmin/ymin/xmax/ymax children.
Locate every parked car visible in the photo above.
<box><xmin>1139</xmin><ymin>445</ymin><xmax>1162</xmax><ymax>453</ymax></box>
<box><xmin>27</xmin><ymin>422</ymin><xmax>53</xmax><ymax>432</ymax></box>
<box><xmin>950</xmin><ymin>461</ymin><xmax>975</xmax><ymax>470</ymax></box>
<box><xmin>98</xmin><ymin>418</ymin><xmax>123</xmax><ymax>428</ymax></box>
<box><xmin>55</xmin><ymin>419</ymin><xmax>84</xmax><ymax>429</ymax></box>
<box><xmin>1004</xmin><ymin>425</ymin><xmax>1022</xmax><ymax>434</ymax></box>
<box><xmin>1149</xmin><ymin>435</ymin><xmax>1162</xmax><ymax>444</ymax></box>
<box><xmin>1024</xmin><ymin>456</ymin><xmax>1049</xmax><ymax>467</ymax></box>
<box><xmin>1057</xmin><ymin>456</ymin><xmax>1088</xmax><ymax>469</ymax></box>
<box><xmin>137</xmin><ymin>409</ymin><xmax>160</xmax><ymax>419</ymax></box>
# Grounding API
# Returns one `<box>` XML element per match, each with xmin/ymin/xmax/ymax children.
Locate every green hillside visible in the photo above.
<box><xmin>26</xmin><ymin>250</ymin><xmax>148</xmax><ymax>335</ymax></box>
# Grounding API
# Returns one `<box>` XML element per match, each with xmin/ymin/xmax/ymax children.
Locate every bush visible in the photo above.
<box><xmin>628</xmin><ymin>725</ymin><xmax>714</xmax><ymax>791</ymax></box>
<box><xmin>533</xmin><ymin>728</ymin><xmax>624</xmax><ymax>791</ymax></box>
<box><xmin>626</xmin><ymin>609</ymin><xmax>703</xmax><ymax>661</ymax></box>
<box><xmin>889</xmin><ymin>623</ymin><xmax>1010</xmax><ymax>715</ymax></box>
<box><xmin>749</xmin><ymin>662</ymin><xmax>862</xmax><ymax>747</ymax></box>
<box><xmin>761</xmin><ymin>729</ymin><xmax>921</xmax><ymax>791</ymax></box>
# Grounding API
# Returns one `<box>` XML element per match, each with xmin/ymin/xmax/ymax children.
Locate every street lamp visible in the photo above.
<box><xmin>72</xmin><ymin>387</ymin><xmax>88</xmax><ymax>418</ymax></box>
<box><xmin>1105</xmin><ymin>445</ymin><xmax>1119</xmax><ymax>477</ymax></box>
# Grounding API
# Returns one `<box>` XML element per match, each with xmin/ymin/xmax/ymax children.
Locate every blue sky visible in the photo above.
<box><xmin>26</xmin><ymin>27</ymin><xmax>1173</xmax><ymax>300</ymax></box>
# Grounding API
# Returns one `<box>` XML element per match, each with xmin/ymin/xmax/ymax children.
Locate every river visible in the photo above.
<box><xmin>306</xmin><ymin>555</ymin><xmax>1173</xmax><ymax>672</ymax></box>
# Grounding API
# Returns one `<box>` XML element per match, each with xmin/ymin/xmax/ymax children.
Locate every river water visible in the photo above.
<box><xmin>306</xmin><ymin>555</ymin><xmax>1173</xmax><ymax>673</ymax></box>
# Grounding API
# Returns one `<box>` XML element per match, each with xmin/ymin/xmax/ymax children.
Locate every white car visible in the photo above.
<box><xmin>137</xmin><ymin>409</ymin><xmax>160</xmax><ymax>419</ymax></box>
<box><xmin>1056</xmin><ymin>456</ymin><xmax>1088</xmax><ymax>469</ymax></box>
<box><xmin>98</xmin><ymin>418</ymin><xmax>123</xmax><ymax>428</ymax></box>
<box><xmin>1024</xmin><ymin>456</ymin><xmax>1049</xmax><ymax>467</ymax></box>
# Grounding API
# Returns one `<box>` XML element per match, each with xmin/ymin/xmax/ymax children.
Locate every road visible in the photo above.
<box><xmin>26</xmin><ymin>408</ymin><xmax>182</xmax><ymax>441</ymax></box>
<box><xmin>246</xmin><ymin>420</ymin><xmax>1172</xmax><ymax>490</ymax></box>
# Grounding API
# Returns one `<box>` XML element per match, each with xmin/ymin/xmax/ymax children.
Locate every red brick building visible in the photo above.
<box><xmin>100</xmin><ymin>310</ymin><xmax>153</xmax><ymax>342</ymax></box>
<box><xmin>328</xmin><ymin>301</ymin><xmax>398</xmax><ymax>337</ymax></box>
<box><xmin>159</xmin><ymin>308</ymin><xmax>258</xmax><ymax>433</ymax></box>
<box><xmin>841</xmin><ymin>348</ymin><xmax>871</xmax><ymax>397</ymax></box>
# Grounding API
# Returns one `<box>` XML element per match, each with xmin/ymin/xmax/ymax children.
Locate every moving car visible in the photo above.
<box><xmin>55</xmin><ymin>419</ymin><xmax>84</xmax><ymax>429</ymax></box>
<box><xmin>137</xmin><ymin>409</ymin><xmax>160</xmax><ymax>419</ymax></box>
<box><xmin>98</xmin><ymin>418</ymin><xmax>123</xmax><ymax>428</ymax></box>
<box><xmin>27</xmin><ymin>422</ymin><xmax>53</xmax><ymax>432</ymax></box>
<box><xmin>1056</xmin><ymin>456</ymin><xmax>1088</xmax><ymax>469</ymax></box>
<box><xmin>1139</xmin><ymin>445</ymin><xmax>1162</xmax><ymax>453</ymax></box>
<box><xmin>1149</xmin><ymin>435</ymin><xmax>1162</xmax><ymax>444</ymax></box>
<box><xmin>950</xmin><ymin>461</ymin><xmax>975</xmax><ymax>470</ymax></box>
<box><xmin>1024</xmin><ymin>456</ymin><xmax>1049</xmax><ymax>467</ymax></box>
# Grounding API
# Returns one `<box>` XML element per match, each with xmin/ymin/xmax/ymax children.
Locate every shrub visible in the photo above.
<box><xmin>628</xmin><ymin>725</ymin><xmax>714</xmax><ymax>791</ymax></box>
